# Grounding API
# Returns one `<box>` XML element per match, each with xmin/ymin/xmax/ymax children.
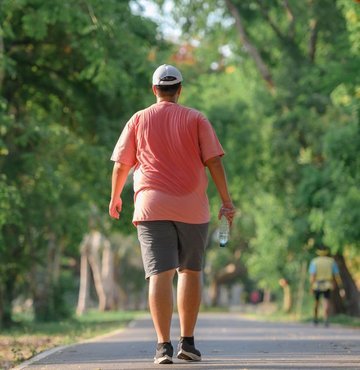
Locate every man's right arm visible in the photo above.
<box><xmin>109</xmin><ymin>162</ymin><xmax>132</xmax><ymax>219</ymax></box>
<box><xmin>332</xmin><ymin>261</ymin><xmax>345</xmax><ymax>297</ymax></box>
<box><xmin>205</xmin><ymin>156</ymin><xmax>236</xmax><ymax>224</ymax></box>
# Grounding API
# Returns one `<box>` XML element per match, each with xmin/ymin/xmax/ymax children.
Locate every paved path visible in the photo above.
<box><xmin>16</xmin><ymin>313</ymin><xmax>360</xmax><ymax>370</ymax></box>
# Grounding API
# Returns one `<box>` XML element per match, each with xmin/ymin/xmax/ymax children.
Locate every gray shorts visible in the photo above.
<box><xmin>137</xmin><ymin>221</ymin><xmax>209</xmax><ymax>279</ymax></box>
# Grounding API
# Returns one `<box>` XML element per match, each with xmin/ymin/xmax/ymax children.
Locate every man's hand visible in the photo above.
<box><xmin>218</xmin><ymin>201</ymin><xmax>236</xmax><ymax>226</ymax></box>
<box><xmin>109</xmin><ymin>162</ymin><xmax>131</xmax><ymax>220</ymax></box>
<box><xmin>109</xmin><ymin>198</ymin><xmax>122</xmax><ymax>219</ymax></box>
<box><xmin>339</xmin><ymin>288</ymin><xmax>346</xmax><ymax>298</ymax></box>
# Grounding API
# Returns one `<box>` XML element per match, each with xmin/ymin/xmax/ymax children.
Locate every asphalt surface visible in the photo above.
<box><xmin>15</xmin><ymin>313</ymin><xmax>360</xmax><ymax>370</ymax></box>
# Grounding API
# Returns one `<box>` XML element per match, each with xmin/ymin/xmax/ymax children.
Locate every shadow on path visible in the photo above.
<box><xmin>17</xmin><ymin>313</ymin><xmax>360</xmax><ymax>370</ymax></box>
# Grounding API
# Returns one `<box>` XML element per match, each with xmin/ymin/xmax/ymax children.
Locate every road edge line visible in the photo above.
<box><xmin>11</xmin><ymin>315</ymin><xmax>148</xmax><ymax>369</ymax></box>
<box><xmin>12</xmin><ymin>345</ymin><xmax>70</xmax><ymax>370</ymax></box>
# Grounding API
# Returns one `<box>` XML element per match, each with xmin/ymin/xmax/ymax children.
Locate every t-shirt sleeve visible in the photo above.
<box><xmin>197</xmin><ymin>113</ymin><xmax>224</xmax><ymax>164</ymax></box>
<box><xmin>308</xmin><ymin>260</ymin><xmax>316</xmax><ymax>274</ymax></box>
<box><xmin>332</xmin><ymin>261</ymin><xmax>340</xmax><ymax>275</ymax></box>
<box><xmin>110</xmin><ymin>114</ymin><xmax>138</xmax><ymax>166</ymax></box>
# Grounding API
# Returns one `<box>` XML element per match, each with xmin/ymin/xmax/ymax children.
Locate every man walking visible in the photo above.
<box><xmin>109</xmin><ymin>64</ymin><xmax>235</xmax><ymax>364</ymax></box>
<box><xmin>309</xmin><ymin>245</ymin><xmax>343</xmax><ymax>326</ymax></box>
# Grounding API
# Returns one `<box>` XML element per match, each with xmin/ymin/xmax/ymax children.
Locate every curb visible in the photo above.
<box><xmin>12</xmin><ymin>345</ymin><xmax>70</xmax><ymax>370</ymax></box>
<box><xmin>12</xmin><ymin>319</ymin><xmax>141</xmax><ymax>369</ymax></box>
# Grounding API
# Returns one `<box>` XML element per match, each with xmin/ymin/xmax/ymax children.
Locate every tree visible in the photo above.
<box><xmin>0</xmin><ymin>0</ymin><xmax>164</xmax><ymax>326</ymax></box>
<box><xmin>77</xmin><ymin>229</ymin><xmax>119</xmax><ymax>314</ymax></box>
<box><xmin>156</xmin><ymin>0</ymin><xmax>360</xmax><ymax>314</ymax></box>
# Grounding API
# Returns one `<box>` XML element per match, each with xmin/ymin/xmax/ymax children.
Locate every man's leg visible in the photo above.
<box><xmin>175</xmin><ymin>222</ymin><xmax>207</xmax><ymax>361</ymax></box>
<box><xmin>176</xmin><ymin>269</ymin><xmax>202</xmax><ymax>361</ymax></box>
<box><xmin>323</xmin><ymin>298</ymin><xmax>330</xmax><ymax>324</ymax></box>
<box><xmin>313</xmin><ymin>292</ymin><xmax>320</xmax><ymax>324</ymax></box>
<box><xmin>177</xmin><ymin>269</ymin><xmax>202</xmax><ymax>337</ymax></box>
<box><xmin>323</xmin><ymin>290</ymin><xmax>331</xmax><ymax>326</ymax></box>
<box><xmin>148</xmin><ymin>269</ymin><xmax>176</xmax><ymax>343</ymax></box>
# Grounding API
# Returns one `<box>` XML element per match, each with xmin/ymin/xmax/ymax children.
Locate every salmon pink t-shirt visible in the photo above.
<box><xmin>111</xmin><ymin>101</ymin><xmax>224</xmax><ymax>225</ymax></box>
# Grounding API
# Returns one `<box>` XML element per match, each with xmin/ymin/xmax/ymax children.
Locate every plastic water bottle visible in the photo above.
<box><xmin>219</xmin><ymin>215</ymin><xmax>230</xmax><ymax>247</ymax></box>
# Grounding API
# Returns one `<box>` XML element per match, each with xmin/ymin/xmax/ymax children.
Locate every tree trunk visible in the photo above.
<box><xmin>209</xmin><ymin>280</ymin><xmax>220</xmax><ymax>307</ymax></box>
<box><xmin>0</xmin><ymin>277</ymin><xmax>15</xmax><ymax>328</ymax></box>
<box><xmin>263</xmin><ymin>289</ymin><xmax>271</xmax><ymax>303</ymax></box>
<box><xmin>1</xmin><ymin>225</ymin><xmax>20</xmax><ymax>327</ymax></box>
<box><xmin>308</xmin><ymin>18</ymin><xmax>318</xmax><ymax>63</ymax></box>
<box><xmin>332</xmin><ymin>284</ymin><xmax>346</xmax><ymax>315</ymax></box>
<box><xmin>77</xmin><ymin>230</ymin><xmax>120</xmax><ymax>312</ymax></box>
<box><xmin>283</xmin><ymin>284</ymin><xmax>292</xmax><ymax>312</ymax></box>
<box><xmin>279</xmin><ymin>278</ymin><xmax>292</xmax><ymax>313</ymax></box>
<box><xmin>295</xmin><ymin>261</ymin><xmax>307</xmax><ymax>318</ymax></box>
<box><xmin>334</xmin><ymin>254</ymin><xmax>360</xmax><ymax>316</ymax></box>
<box><xmin>32</xmin><ymin>269</ymin><xmax>51</xmax><ymax>321</ymax></box>
<box><xmin>225</xmin><ymin>0</ymin><xmax>275</xmax><ymax>91</ymax></box>
<box><xmin>208</xmin><ymin>249</ymin><xmax>247</xmax><ymax>307</ymax></box>
<box><xmin>88</xmin><ymin>237</ymin><xmax>107</xmax><ymax>311</ymax></box>
<box><xmin>31</xmin><ymin>233</ymin><xmax>64</xmax><ymax>321</ymax></box>
<box><xmin>76</xmin><ymin>246</ymin><xmax>90</xmax><ymax>316</ymax></box>
<box><xmin>101</xmin><ymin>239</ymin><xmax>119</xmax><ymax>310</ymax></box>
<box><xmin>0</xmin><ymin>25</ymin><xmax>4</xmax><ymax>91</ymax></box>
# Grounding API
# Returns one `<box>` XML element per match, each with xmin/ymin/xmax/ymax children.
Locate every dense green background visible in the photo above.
<box><xmin>0</xmin><ymin>0</ymin><xmax>359</xmax><ymax>327</ymax></box>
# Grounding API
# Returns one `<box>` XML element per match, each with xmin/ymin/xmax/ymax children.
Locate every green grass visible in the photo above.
<box><xmin>0</xmin><ymin>310</ymin><xmax>143</xmax><ymax>370</ymax></box>
<box><xmin>302</xmin><ymin>313</ymin><xmax>360</xmax><ymax>327</ymax></box>
<box><xmin>6</xmin><ymin>310</ymin><xmax>142</xmax><ymax>341</ymax></box>
<box><xmin>240</xmin><ymin>309</ymin><xmax>360</xmax><ymax>328</ymax></box>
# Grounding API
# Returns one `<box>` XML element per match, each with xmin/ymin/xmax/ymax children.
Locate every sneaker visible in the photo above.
<box><xmin>154</xmin><ymin>342</ymin><xmax>173</xmax><ymax>364</ymax></box>
<box><xmin>177</xmin><ymin>338</ymin><xmax>201</xmax><ymax>362</ymax></box>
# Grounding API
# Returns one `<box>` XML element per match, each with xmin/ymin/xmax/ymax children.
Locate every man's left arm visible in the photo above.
<box><xmin>205</xmin><ymin>156</ymin><xmax>236</xmax><ymax>224</ymax></box>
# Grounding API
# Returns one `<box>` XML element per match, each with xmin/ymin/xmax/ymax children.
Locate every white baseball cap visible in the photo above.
<box><xmin>152</xmin><ymin>64</ymin><xmax>183</xmax><ymax>86</ymax></box>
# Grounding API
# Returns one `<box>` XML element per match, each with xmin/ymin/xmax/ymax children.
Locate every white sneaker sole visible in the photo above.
<box><xmin>154</xmin><ymin>354</ymin><xmax>173</xmax><ymax>364</ymax></box>
<box><xmin>177</xmin><ymin>350</ymin><xmax>201</xmax><ymax>362</ymax></box>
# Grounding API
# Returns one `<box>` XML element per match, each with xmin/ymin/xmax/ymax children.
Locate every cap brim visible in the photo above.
<box><xmin>154</xmin><ymin>79</ymin><xmax>181</xmax><ymax>86</ymax></box>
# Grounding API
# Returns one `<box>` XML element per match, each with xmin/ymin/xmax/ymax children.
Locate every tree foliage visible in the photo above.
<box><xmin>0</xmin><ymin>0</ymin><xmax>167</xmax><ymax>325</ymax></box>
<box><xmin>1</xmin><ymin>0</ymin><xmax>359</xmax><ymax>324</ymax></box>
<box><xmin>157</xmin><ymin>0</ymin><xmax>360</xmax><ymax>313</ymax></box>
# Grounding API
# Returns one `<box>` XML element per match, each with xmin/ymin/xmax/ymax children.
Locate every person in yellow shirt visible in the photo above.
<box><xmin>308</xmin><ymin>245</ymin><xmax>343</xmax><ymax>326</ymax></box>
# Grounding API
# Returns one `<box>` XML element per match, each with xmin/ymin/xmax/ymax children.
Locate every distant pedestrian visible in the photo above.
<box><xmin>250</xmin><ymin>290</ymin><xmax>261</xmax><ymax>305</ymax></box>
<box><xmin>109</xmin><ymin>64</ymin><xmax>235</xmax><ymax>364</ymax></box>
<box><xmin>308</xmin><ymin>245</ymin><xmax>343</xmax><ymax>326</ymax></box>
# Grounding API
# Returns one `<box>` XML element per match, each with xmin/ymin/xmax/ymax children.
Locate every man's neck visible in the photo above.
<box><xmin>156</xmin><ymin>96</ymin><xmax>178</xmax><ymax>104</ymax></box>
